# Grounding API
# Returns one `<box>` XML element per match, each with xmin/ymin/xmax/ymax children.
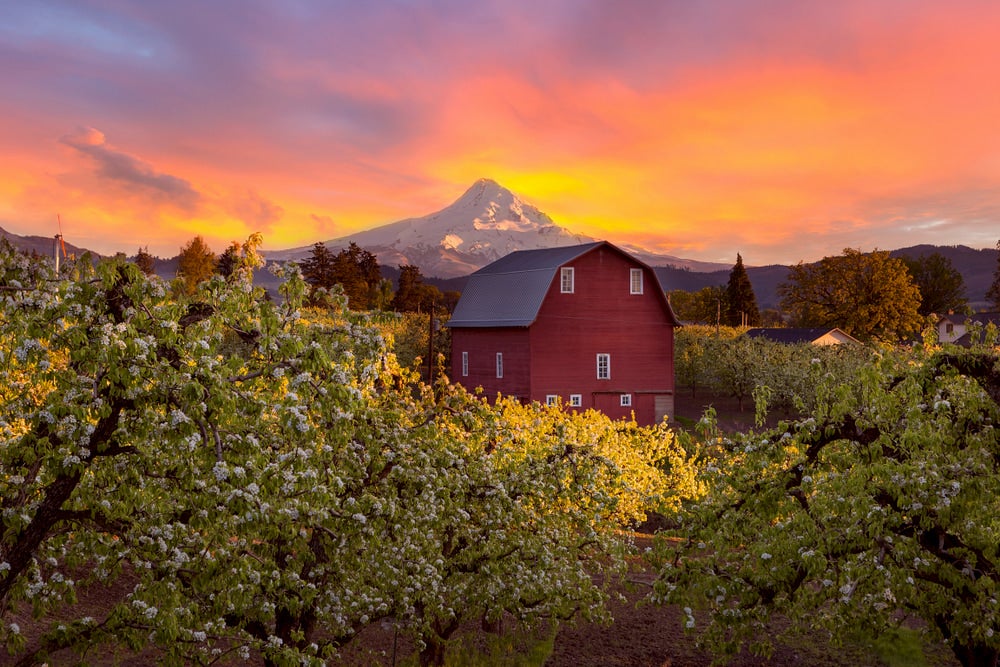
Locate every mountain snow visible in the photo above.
<box><xmin>266</xmin><ymin>178</ymin><xmax>725</xmax><ymax>278</ymax></box>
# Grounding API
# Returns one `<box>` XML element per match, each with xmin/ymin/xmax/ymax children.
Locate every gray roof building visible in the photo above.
<box><xmin>448</xmin><ymin>241</ymin><xmax>628</xmax><ymax>328</ymax></box>
<box><xmin>745</xmin><ymin>327</ymin><xmax>861</xmax><ymax>345</ymax></box>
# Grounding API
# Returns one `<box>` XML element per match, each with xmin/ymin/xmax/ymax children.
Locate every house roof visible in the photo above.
<box><xmin>744</xmin><ymin>327</ymin><xmax>860</xmax><ymax>344</ymax></box>
<box><xmin>937</xmin><ymin>312</ymin><xmax>1000</xmax><ymax>327</ymax></box>
<box><xmin>447</xmin><ymin>241</ymin><xmax>675</xmax><ymax>328</ymax></box>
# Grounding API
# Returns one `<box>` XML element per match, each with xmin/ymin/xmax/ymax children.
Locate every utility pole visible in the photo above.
<box><xmin>716</xmin><ymin>298</ymin><xmax>721</xmax><ymax>336</ymax></box>
<box><xmin>427</xmin><ymin>304</ymin><xmax>439</xmax><ymax>384</ymax></box>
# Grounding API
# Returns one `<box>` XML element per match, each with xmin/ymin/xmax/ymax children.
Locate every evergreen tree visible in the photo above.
<box><xmin>299</xmin><ymin>242</ymin><xmax>383</xmax><ymax>310</ymax></box>
<box><xmin>392</xmin><ymin>264</ymin><xmax>442</xmax><ymax>313</ymax></box>
<box><xmin>217</xmin><ymin>241</ymin><xmax>241</xmax><ymax>279</ymax></box>
<box><xmin>724</xmin><ymin>253</ymin><xmax>761</xmax><ymax>327</ymax></box>
<box><xmin>901</xmin><ymin>251</ymin><xmax>968</xmax><ymax>315</ymax></box>
<box><xmin>988</xmin><ymin>240</ymin><xmax>1000</xmax><ymax>311</ymax></box>
<box><xmin>134</xmin><ymin>246</ymin><xmax>156</xmax><ymax>276</ymax></box>
<box><xmin>299</xmin><ymin>242</ymin><xmax>337</xmax><ymax>291</ymax></box>
<box><xmin>332</xmin><ymin>242</ymin><xmax>381</xmax><ymax>309</ymax></box>
<box><xmin>175</xmin><ymin>236</ymin><xmax>217</xmax><ymax>296</ymax></box>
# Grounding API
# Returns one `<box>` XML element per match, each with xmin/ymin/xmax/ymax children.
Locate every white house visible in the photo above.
<box><xmin>936</xmin><ymin>313</ymin><xmax>1000</xmax><ymax>346</ymax></box>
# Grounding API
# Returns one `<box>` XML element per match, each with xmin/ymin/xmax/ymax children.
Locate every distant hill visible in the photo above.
<box><xmin>654</xmin><ymin>264</ymin><xmax>791</xmax><ymax>310</ymax></box>
<box><xmin>0</xmin><ymin>226</ymin><xmax>99</xmax><ymax>262</ymax></box>
<box><xmin>890</xmin><ymin>245</ymin><xmax>997</xmax><ymax>309</ymax></box>
<box><xmin>654</xmin><ymin>245</ymin><xmax>997</xmax><ymax>311</ymax></box>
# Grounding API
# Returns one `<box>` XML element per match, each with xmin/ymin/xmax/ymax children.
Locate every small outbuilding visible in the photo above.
<box><xmin>744</xmin><ymin>327</ymin><xmax>861</xmax><ymax>346</ymax></box>
<box><xmin>447</xmin><ymin>241</ymin><xmax>679</xmax><ymax>425</ymax></box>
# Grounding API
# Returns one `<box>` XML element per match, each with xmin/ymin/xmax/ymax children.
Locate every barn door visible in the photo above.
<box><xmin>654</xmin><ymin>394</ymin><xmax>673</xmax><ymax>423</ymax></box>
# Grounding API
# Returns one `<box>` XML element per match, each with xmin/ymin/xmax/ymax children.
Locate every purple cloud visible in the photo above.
<box><xmin>59</xmin><ymin>127</ymin><xmax>200</xmax><ymax>210</ymax></box>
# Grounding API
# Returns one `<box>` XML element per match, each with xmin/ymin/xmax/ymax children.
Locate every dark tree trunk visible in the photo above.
<box><xmin>952</xmin><ymin>642</ymin><xmax>999</xmax><ymax>667</ymax></box>
<box><xmin>418</xmin><ymin>617</ymin><xmax>460</xmax><ymax>666</ymax></box>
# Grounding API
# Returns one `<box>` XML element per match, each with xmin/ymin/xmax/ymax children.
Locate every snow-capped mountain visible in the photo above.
<box><xmin>267</xmin><ymin>179</ymin><xmax>726</xmax><ymax>278</ymax></box>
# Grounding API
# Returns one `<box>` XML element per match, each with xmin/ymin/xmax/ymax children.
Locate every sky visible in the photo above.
<box><xmin>2</xmin><ymin>0</ymin><xmax>1000</xmax><ymax>266</ymax></box>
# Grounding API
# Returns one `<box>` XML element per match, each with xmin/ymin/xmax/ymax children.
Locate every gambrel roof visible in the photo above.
<box><xmin>447</xmin><ymin>241</ymin><xmax>676</xmax><ymax>328</ymax></box>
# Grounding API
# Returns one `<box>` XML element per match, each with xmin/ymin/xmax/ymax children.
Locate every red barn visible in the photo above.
<box><xmin>447</xmin><ymin>241</ymin><xmax>678</xmax><ymax>425</ymax></box>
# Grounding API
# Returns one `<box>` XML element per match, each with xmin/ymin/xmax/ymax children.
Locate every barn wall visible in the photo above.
<box><xmin>448</xmin><ymin>243</ymin><xmax>676</xmax><ymax>426</ymax></box>
<box><xmin>528</xmin><ymin>245</ymin><xmax>674</xmax><ymax>425</ymax></box>
<box><xmin>450</xmin><ymin>327</ymin><xmax>531</xmax><ymax>401</ymax></box>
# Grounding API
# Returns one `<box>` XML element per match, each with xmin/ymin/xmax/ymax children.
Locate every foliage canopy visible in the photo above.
<box><xmin>669</xmin><ymin>286</ymin><xmax>726</xmax><ymax>326</ymax></box>
<box><xmin>299</xmin><ymin>241</ymin><xmax>383</xmax><ymax>310</ymax></box>
<box><xmin>0</xmin><ymin>238</ymin><xmax>695</xmax><ymax>666</ymax></box>
<box><xmin>655</xmin><ymin>345</ymin><xmax>1000</xmax><ymax>667</ymax></box>
<box><xmin>901</xmin><ymin>251</ymin><xmax>968</xmax><ymax>316</ymax></box>
<box><xmin>133</xmin><ymin>246</ymin><xmax>155</xmax><ymax>276</ymax></box>
<box><xmin>778</xmin><ymin>248</ymin><xmax>922</xmax><ymax>341</ymax></box>
<box><xmin>175</xmin><ymin>235</ymin><xmax>217</xmax><ymax>296</ymax></box>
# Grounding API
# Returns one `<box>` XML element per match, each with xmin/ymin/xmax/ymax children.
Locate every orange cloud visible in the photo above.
<box><xmin>3</xmin><ymin>1</ymin><xmax>1000</xmax><ymax>265</ymax></box>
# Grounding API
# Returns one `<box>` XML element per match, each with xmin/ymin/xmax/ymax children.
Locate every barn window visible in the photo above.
<box><xmin>569</xmin><ymin>394</ymin><xmax>582</xmax><ymax>407</ymax></box>
<box><xmin>620</xmin><ymin>394</ymin><xmax>632</xmax><ymax>407</ymax></box>
<box><xmin>496</xmin><ymin>352</ymin><xmax>503</xmax><ymax>378</ymax></box>
<box><xmin>630</xmin><ymin>268</ymin><xmax>643</xmax><ymax>294</ymax></box>
<box><xmin>546</xmin><ymin>395</ymin><xmax>558</xmax><ymax>406</ymax></box>
<box><xmin>560</xmin><ymin>267</ymin><xmax>575</xmax><ymax>293</ymax></box>
<box><xmin>596</xmin><ymin>353</ymin><xmax>610</xmax><ymax>380</ymax></box>
<box><xmin>461</xmin><ymin>351</ymin><xmax>469</xmax><ymax>377</ymax></box>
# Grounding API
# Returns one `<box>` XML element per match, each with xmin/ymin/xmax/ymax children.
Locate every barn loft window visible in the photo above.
<box><xmin>596</xmin><ymin>353</ymin><xmax>610</xmax><ymax>380</ymax></box>
<box><xmin>461</xmin><ymin>351</ymin><xmax>469</xmax><ymax>377</ymax></box>
<box><xmin>546</xmin><ymin>395</ymin><xmax>558</xmax><ymax>406</ymax></box>
<box><xmin>560</xmin><ymin>267</ymin><xmax>575</xmax><ymax>293</ymax></box>
<box><xmin>569</xmin><ymin>394</ymin><xmax>582</xmax><ymax>407</ymax></box>
<box><xmin>496</xmin><ymin>352</ymin><xmax>503</xmax><ymax>378</ymax></box>
<box><xmin>620</xmin><ymin>393</ymin><xmax>632</xmax><ymax>407</ymax></box>
<box><xmin>630</xmin><ymin>268</ymin><xmax>643</xmax><ymax>294</ymax></box>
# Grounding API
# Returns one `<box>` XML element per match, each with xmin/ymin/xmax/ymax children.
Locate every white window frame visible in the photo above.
<box><xmin>496</xmin><ymin>352</ymin><xmax>503</xmax><ymax>379</ymax></box>
<box><xmin>560</xmin><ymin>266</ymin><xmax>575</xmax><ymax>293</ymax></box>
<box><xmin>461</xmin><ymin>351</ymin><xmax>469</xmax><ymax>377</ymax></box>
<box><xmin>630</xmin><ymin>268</ymin><xmax>643</xmax><ymax>295</ymax></box>
<box><xmin>569</xmin><ymin>394</ymin><xmax>582</xmax><ymax>407</ymax></box>
<box><xmin>545</xmin><ymin>394</ymin><xmax>559</xmax><ymax>406</ymax></box>
<box><xmin>620</xmin><ymin>393</ymin><xmax>632</xmax><ymax>407</ymax></box>
<box><xmin>596</xmin><ymin>353</ymin><xmax>610</xmax><ymax>380</ymax></box>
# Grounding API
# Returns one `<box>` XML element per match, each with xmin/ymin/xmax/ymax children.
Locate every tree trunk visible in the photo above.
<box><xmin>419</xmin><ymin>638</ymin><xmax>447</xmax><ymax>667</ymax></box>
<box><xmin>952</xmin><ymin>641</ymin><xmax>999</xmax><ymax>667</ymax></box>
<box><xmin>418</xmin><ymin>617</ymin><xmax>460</xmax><ymax>666</ymax></box>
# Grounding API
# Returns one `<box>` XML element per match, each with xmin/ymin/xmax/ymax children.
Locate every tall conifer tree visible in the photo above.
<box><xmin>725</xmin><ymin>253</ymin><xmax>761</xmax><ymax>327</ymax></box>
<box><xmin>134</xmin><ymin>246</ymin><xmax>156</xmax><ymax>276</ymax></box>
<box><xmin>299</xmin><ymin>242</ymin><xmax>337</xmax><ymax>291</ymax></box>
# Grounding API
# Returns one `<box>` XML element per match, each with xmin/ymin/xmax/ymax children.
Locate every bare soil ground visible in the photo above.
<box><xmin>10</xmin><ymin>539</ymin><xmax>961</xmax><ymax>667</ymax></box>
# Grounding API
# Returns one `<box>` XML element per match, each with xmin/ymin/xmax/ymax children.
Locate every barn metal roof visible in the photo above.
<box><xmin>447</xmin><ymin>243</ymin><xmax>602</xmax><ymax>327</ymax></box>
<box><xmin>447</xmin><ymin>241</ymin><xmax>680</xmax><ymax>328</ymax></box>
